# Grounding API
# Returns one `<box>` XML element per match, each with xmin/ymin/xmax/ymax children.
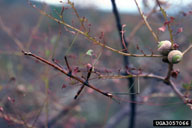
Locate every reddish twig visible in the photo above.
<box><xmin>64</xmin><ymin>56</ymin><xmax>72</xmax><ymax>75</ymax></box>
<box><xmin>74</xmin><ymin>67</ymin><xmax>93</xmax><ymax>99</ymax></box>
<box><xmin>0</xmin><ymin>112</ymin><xmax>36</xmax><ymax>128</ymax></box>
<box><xmin>22</xmin><ymin>51</ymin><xmax>114</xmax><ymax>100</ymax></box>
<box><xmin>164</xmin><ymin>63</ymin><xmax>173</xmax><ymax>84</ymax></box>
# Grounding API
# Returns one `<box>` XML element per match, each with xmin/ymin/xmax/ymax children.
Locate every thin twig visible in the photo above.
<box><xmin>101</xmin><ymin>73</ymin><xmax>188</xmax><ymax>102</ymax></box>
<box><xmin>64</xmin><ymin>56</ymin><xmax>72</xmax><ymax>74</ymax></box>
<box><xmin>74</xmin><ymin>67</ymin><xmax>93</xmax><ymax>99</ymax></box>
<box><xmin>164</xmin><ymin>63</ymin><xmax>173</xmax><ymax>84</ymax></box>
<box><xmin>22</xmin><ymin>51</ymin><xmax>114</xmax><ymax>100</ymax></box>
<box><xmin>169</xmin><ymin>81</ymin><xmax>185</xmax><ymax>101</ymax></box>
<box><xmin>134</xmin><ymin>0</ymin><xmax>159</xmax><ymax>43</ymax></box>
<box><xmin>31</xmin><ymin>4</ymin><xmax>162</xmax><ymax>57</ymax></box>
<box><xmin>183</xmin><ymin>44</ymin><xmax>192</xmax><ymax>55</ymax></box>
<box><xmin>99</xmin><ymin>73</ymin><xmax>164</xmax><ymax>80</ymax></box>
<box><xmin>68</xmin><ymin>0</ymin><xmax>86</xmax><ymax>31</ymax></box>
<box><xmin>156</xmin><ymin>0</ymin><xmax>174</xmax><ymax>47</ymax></box>
<box><xmin>127</xmin><ymin>6</ymin><xmax>157</xmax><ymax>42</ymax></box>
<box><xmin>0</xmin><ymin>112</ymin><xmax>36</xmax><ymax>128</ymax></box>
<box><xmin>0</xmin><ymin>17</ymin><xmax>24</xmax><ymax>50</ymax></box>
<box><xmin>65</xmin><ymin>32</ymin><xmax>79</xmax><ymax>56</ymax></box>
<box><xmin>26</xmin><ymin>14</ymin><xmax>43</xmax><ymax>50</ymax></box>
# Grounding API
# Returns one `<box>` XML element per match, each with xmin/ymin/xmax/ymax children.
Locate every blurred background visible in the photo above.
<box><xmin>0</xmin><ymin>0</ymin><xmax>192</xmax><ymax>128</ymax></box>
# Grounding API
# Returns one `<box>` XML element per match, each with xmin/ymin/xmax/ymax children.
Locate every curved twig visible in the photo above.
<box><xmin>31</xmin><ymin>4</ymin><xmax>162</xmax><ymax>58</ymax></box>
<box><xmin>183</xmin><ymin>44</ymin><xmax>192</xmax><ymax>55</ymax></box>
<box><xmin>134</xmin><ymin>0</ymin><xmax>159</xmax><ymax>43</ymax></box>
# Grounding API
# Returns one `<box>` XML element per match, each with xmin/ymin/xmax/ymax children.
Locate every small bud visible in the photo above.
<box><xmin>168</xmin><ymin>50</ymin><xmax>183</xmax><ymax>64</ymax></box>
<box><xmin>157</xmin><ymin>40</ymin><xmax>172</xmax><ymax>55</ymax></box>
<box><xmin>171</xmin><ymin>70</ymin><xmax>180</xmax><ymax>78</ymax></box>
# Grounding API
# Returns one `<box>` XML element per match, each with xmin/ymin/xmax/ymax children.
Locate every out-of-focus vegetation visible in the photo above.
<box><xmin>0</xmin><ymin>0</ymin><xmax>192</xmax><ymax>128</ymax></box>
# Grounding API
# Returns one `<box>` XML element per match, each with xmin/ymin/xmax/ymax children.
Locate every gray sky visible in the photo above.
<box><xmin>32</xmin><ymin>0</ymin><xmax>192</xmax><ymax>13</ymax></box>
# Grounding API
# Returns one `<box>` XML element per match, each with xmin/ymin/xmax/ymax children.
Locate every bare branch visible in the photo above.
<box><xmin>31</xmin><ymin>4</ymin><xmax>162</xmax><ymax>58</ymax></box>
<box><xmin>183</xmin><ymin>44</ymin><xmax>192</xmax><ymax>55</ymax></box>
<box><xmin>134</xmin><ymin>0</ymin><xmax>159</xmax><ymax>43</ymax></box>
<box><xmin>22</xmin><ymin>51</ymin><xmax>114</xmax><ymax>100</ymax></box>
